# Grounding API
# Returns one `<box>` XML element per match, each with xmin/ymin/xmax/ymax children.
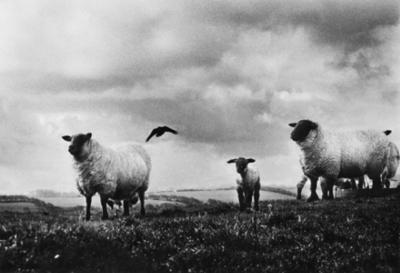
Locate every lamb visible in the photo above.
<box><xmin>381</xmin><ymin>142</ymin><xmax>400</xmax><ymax>188</ymax></box>
<box><xmin>289</xmin><ymin>119</ymin><xmax>391</xmax><ymax>202</ymax></box>
<box><xmin>62</xmin><ymin>133</ymin><xmax>151</xmax><ymax>220</ymax></box>
<box><xmin>227</xmin><ymin>157</ymin><xmax>260</xmax><ymax>211</ymax></box>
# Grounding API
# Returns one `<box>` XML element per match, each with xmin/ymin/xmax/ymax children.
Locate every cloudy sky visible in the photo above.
<box><xmin>0</xmin><ymin>0</ymin><xmax>399</xmax><ymax>194</ymax></box>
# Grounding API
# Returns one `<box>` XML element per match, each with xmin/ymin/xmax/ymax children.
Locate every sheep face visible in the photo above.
<box><xmin>62</xmin><ymin>133</ymin><xmax>92</xmax><ymax>162</ymax></box>
<box><xmin>227</xmin><ymin>157</ymin><xmax>255</xmax><ymax>174</ymax></box>
<box><xmin>289</xmin><ymin>120</ymin><xmax>318</xmax><ymax>143</ymax></box>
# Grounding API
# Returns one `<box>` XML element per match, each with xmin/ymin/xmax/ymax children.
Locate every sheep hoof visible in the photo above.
<box><xmin>306</xmin><ymin>194</ymin><xmax>319</xmax><ymax>202</ymax></box>
<box><xmin>245</xmin><ymin>208</ymin><xmax>252</xmax><ymax>213</ymax></box>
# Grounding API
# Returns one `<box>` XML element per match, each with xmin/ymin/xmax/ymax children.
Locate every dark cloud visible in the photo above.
<box><xmin>193</xmin><ymin>0</ymin><xmax>399</xmax><ymax>50</ymax></box>
<box><xmin>293</xmin><ymin>1</ymin><xmax>399</xmax><ymax>51</ymax></box>
<box><xmin>123</xmin><ymin>95</ymin><xmax>291</xmax><ymax>157</ymax></box>
<box><xmin>105</xmin><ymin>94</ymin><xmax>280</xmax><ymax>155</ymax></box>
<box><xmin>30</xmin><ymin>92</ymin><xmax>289</xmax><ymax>157</ymax></box>
<box><xmin>332</xmin><ymin>52</ymin><xmax>391</xmax><ymax>80</ymax></box>
<box><xmin>2</xmin><ymin>0</ymin><xmax>397</xmax><ymax>94</ymax></box>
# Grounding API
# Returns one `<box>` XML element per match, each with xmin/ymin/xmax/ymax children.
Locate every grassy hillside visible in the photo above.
<box><xmin>0</xmin><ymin>193</ymin><xmax>399</xmax><ymax>273</ymax></box>
<box><xmin>0</xmin><ymin>195</ymin><xmax>57</xmax><ymax>214</ymax></box>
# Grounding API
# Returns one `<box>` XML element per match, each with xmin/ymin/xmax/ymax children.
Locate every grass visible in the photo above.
<box><xmin>0</xmin><ymin>192</ymin><xmax>400</xmax><ymax>273</ymax></box>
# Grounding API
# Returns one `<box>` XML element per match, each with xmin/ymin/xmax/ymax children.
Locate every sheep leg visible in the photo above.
<box><xmin>297</xmin><ymin>176</ymin><xmax>307</xmax><ymax>200</ymax></box>
<box><xmin>245</xmin><ymin>190</ymin><xmax>253</xmax><ymax>209</ymax></box>
<box><xmin>322</xmin><ymin>177</ymin><xmax>334</xmax><ymax>200</ymax></box>
<box><xmin>138</xmin><ymin>190</ymin><xmax>145</xmax><ymax>216</ymax></box>
<box><xmin>384</xmin><ymin>179</ymin><xmax>390</xmax><ymax>189</ymax></box>
<box><xmin>100</xmin><ymin>195</ymin><xmax>109</xmax><ymax>220</ymax></box>
<box><xmin>85</xmin><ymin>196</ymin><xmax>92</xmax><ymax>221</ymax></box>
<box><xmin>350</xmin><ymin>179</ymin><xmax>357</xmax><ymax>190</ymax></box>
<box><xmin>327</xmin><ymin>180</ymin><xmax>334</xmax><ymax>200</ymax></box>
<box><xmin>357</xmin><ymin>176</ymin><xmax>365</xmax><ymax>190</ymax></box>
<box><xmin>237</xmin><ymin>187</ymin><xmax>245</xmax><ymax>211</ymax></box>
<box><xmin>307</xmin><ymin>176</ymin><xmax>319</xmax><ymax>202</ymax></box>
<box><xmin>372</xmin><ymin>177</ymin><xmax>383</xmax><ymax>190</ymax></box>
<box><xmin>123</xmin><ymin>200</ymin><xmax>130</xmax><ymax>216</ymax></box>
<box><xmin>254</xmin><ymin>184</ymin><xmax>260</xmax><ymax>211</ymax></box>
<box><xmin>320</xmin><ymin>179</ymin><xmax>328</xmax><ymax>200</ymax></box>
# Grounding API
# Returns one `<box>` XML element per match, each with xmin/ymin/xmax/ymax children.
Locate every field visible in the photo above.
<box><xmin>0</xmin><ymin>191</ymin><xmax>400</xmax><ymax>273</ymax></box>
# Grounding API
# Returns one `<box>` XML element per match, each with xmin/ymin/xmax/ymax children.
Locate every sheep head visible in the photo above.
<box><xmin>62</xmin><ymin>133</ymin><xmax>92</xmax><ymax>162</ymax></box>
<box><xmin>227</xmin><ymin>157</ymin><xmax>255</xmax><ymax>174</ymax></box>
<box><xmin>289</xmin><ymin>119</ymin><xmax>318</xmax><ymax>142</ymax></box>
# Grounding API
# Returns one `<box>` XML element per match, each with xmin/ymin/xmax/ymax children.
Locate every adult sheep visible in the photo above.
<box><xmin>289</xmin><ymin>119</ymin><xmax>391</xmax><ymax>202</ymax></box>
<box><xmin>63</xmin><ymin>133</ymin><xmax>151</xmax><ymax>220</ymax></box>
<box><xmin>227</xmin><ymin>157</ymin><xmax>260</xmax><ymax>211</ymax></box>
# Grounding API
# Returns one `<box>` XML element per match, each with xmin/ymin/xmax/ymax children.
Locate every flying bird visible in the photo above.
<box><xmin>146</xmin><ymin>126</ymin><xmax>178</xmax><ymax>142</ymax></box>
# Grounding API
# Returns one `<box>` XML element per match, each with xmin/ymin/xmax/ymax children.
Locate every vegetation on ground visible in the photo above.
<box><xmin>0</xmin><ymin>192</ymin><xmax>399</xmax><ymax>273</ymax></box>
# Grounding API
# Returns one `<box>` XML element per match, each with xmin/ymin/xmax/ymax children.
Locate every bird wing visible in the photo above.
<box><xmin>162</xmin><ymin>126</ymin><xmax>178</xmax><ymax>135</ymax></box>
<box><xmin>146</xmin><ymin>128</ymin><xmax>158</xmax><ymax>142</ymax></box>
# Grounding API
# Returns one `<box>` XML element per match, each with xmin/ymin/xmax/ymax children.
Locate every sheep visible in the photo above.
<box><xmin>381</xmin><ymin>142</ymin><xmax>400</xmax><ymax>188</ymax></box>
<box><xmin>289</xmin><ymin>119</ymin><xmax>391</xmax><ymax>202</ymax></box>
<box><xmin>62</xmin><ymin>133</ymin><xmax>151</xmax><ymax>220</ymax></box>
<box><xmin>227</xmin><ymin>157</ymin><xmax>260</xmax><ymax>211</ymax></box>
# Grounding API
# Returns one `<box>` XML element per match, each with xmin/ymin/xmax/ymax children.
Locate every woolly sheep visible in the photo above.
<box><xmin>289</xmin><ymin>119</ymin><xmax>391</xmax><ymax>202</ymax></box>
<box><xmin>62</xmin><ymin>133</ymin><xmax>151</xmax><ymax>220</ymax></box>
<box><xmin>227</xmin><ymin>157</ymin><xmax>260</xmax><ymax>211</ymax></box>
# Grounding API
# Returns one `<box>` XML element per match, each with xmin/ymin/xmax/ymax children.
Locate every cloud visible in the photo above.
<box><xmin>0</xmin><ymin>0</ymin><xmax>399</xmax><ymax>194</ymax></box>
<box><xmin>1</xmin><ymin>0</ymin><xmax>398</xmax><ymax>94</ymax></box>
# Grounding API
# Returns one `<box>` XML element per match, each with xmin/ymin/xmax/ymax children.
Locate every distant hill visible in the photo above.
<box><xmin>0</xmin><ymin>195</ymin><xmax>58</xmax><ymax>213</ymax></box>
<box><xmin>30</xmin><ymin>189</ymin><xmax>80</xmax><ymax>198</ymax></box>
<box><xmin>174</xmin><ymin>185</ymin><xmax>297</xmax><ymax>197</ymax></box>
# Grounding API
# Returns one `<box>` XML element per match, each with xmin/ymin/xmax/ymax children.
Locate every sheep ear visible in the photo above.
<box><xmin>247</xmin><ymin>158</ymin><xmax>255</xmax><ymax>163</ymax></box>
<box><xmin>289</xmin><ymin>122</ymin><xmax>297</xmax><ymax>128</ymax></box>
<box><xmin>383</xmin><ymin>130</ymin><xmax>392</xmax><ymax>136</ymax></box>
<box><xmin>86</xmin><ymin>133</ymin><xmax>92</xmax><ymax>140</ymax></box>
<box><xmin>62</xmin><ymin>135</ymin><xmax>72</xmax><ymax>142</ymax></box>
<box><xmin>309</xmin><ymin>121</ymin><xmax>318</xmax><ymax>129</ymax></box>
<box><xmin>227</xmin><ymin>159</ymin><xmax>237</xmax><ymax>164</ymax></box>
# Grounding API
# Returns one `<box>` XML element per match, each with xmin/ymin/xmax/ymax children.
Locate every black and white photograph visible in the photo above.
<box><xmin>0</xmin><ymin>0</ymin><xmax>399</xmax><ymax>272</ymax></box>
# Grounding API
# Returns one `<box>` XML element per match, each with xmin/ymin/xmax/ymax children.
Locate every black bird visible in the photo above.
<box><xmin>146</xmin><ymin>126</ymin><xmax>178</xmax><ymax>142</ymax></box>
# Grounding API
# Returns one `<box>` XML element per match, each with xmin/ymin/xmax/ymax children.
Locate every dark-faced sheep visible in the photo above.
<box><xmin>289</xmin><ymin>119</ymin><xmax>391</xmax><ymax>202</ymax></box>
<box><xmin>227</xmin><ymin>157</ymin><xmax>260</xmax><ymax>211</ymax></box>
<box><xmin>62</xmin><ymin>133</ymin><xmax>151</xmax><ymax>220</ymax></box>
